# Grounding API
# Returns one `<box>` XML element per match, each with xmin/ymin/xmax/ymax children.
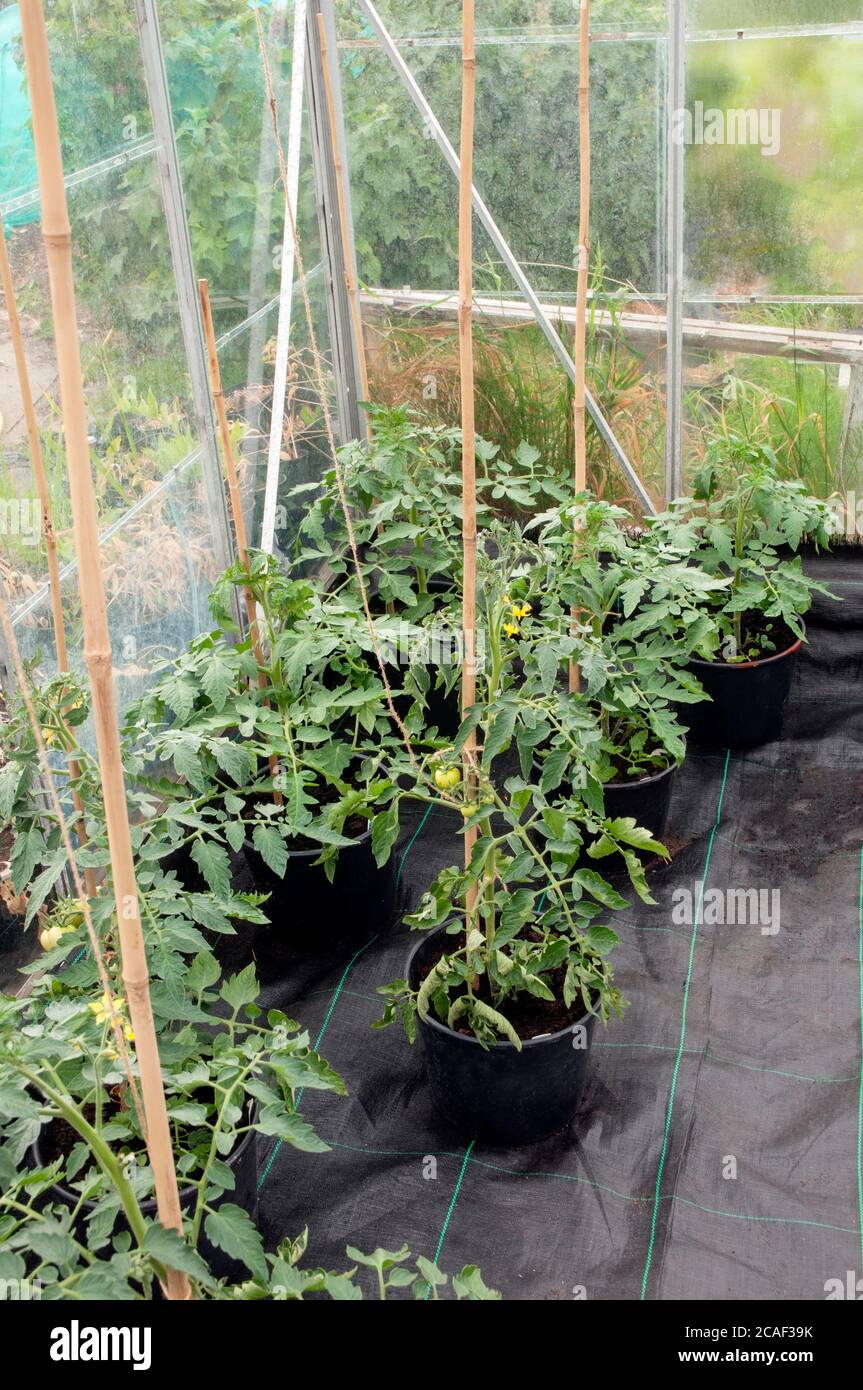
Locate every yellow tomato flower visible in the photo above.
<box><xmin>41</xmin><ymin>727</ymin><xmax>58</xmax><ymax>746</ymax></box>
<box><xmin>511</xmin><ymin>602</ymin><xmax>532</xmax><ymax>620</ymax></box>
<box><xmin>124</xmin><ymin>1025</ymin><xmax>135</xmax><ymax>1042</ymax></box>
<box><xmin>503</xmin><ymin>622</ymin><xmax>520</xmax><ymax>638</ymax></box>
<box><xmin>89</xmin><ymin>992</ymin><xmax>126</xmax><ymax>1026</ymax></box>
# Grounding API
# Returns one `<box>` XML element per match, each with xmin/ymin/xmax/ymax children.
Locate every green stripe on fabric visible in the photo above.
<box><xmin>313</xmin><ymin>1139</ymin><xmax>861</xmax><ymax>1239</ymax></box>
<box><xmin>257</xmin><ymin>933</ymin><xmax>379</xmax><ymax>1191</ymax></box>
<box><xmin>423</xmin><ymin>1140</ymin><xmax>475</xmax><ymax>1301</ymax></box>
<box><xmin>639</xmin><ymin>749</ymin><xmax>732</xmax><ymax>1301</ymax></box>
<box><xmin>396</xmin><ymin>805</ymin><xmax>434</xmax><ymax>887</ymax></box>
<box><xmin>597</xmin><ymin>1040</ymin><xmax>856</xmax><ymax>1085</ymax></box>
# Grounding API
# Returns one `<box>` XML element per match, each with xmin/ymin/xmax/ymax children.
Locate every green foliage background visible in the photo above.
<box><xmin>3</xmin><ymin>0</ymin><xmax>858</xmax><ymax>507</ymax></box>
<box><xmin>19</xmin><ymin>0</ymin><xmax>860</xmax><ymax>368</ymax></box>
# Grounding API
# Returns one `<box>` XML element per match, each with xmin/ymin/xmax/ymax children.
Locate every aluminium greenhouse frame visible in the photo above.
<box><xmin>0</xmin><ymin>0</ymin><xmax>366</xmax><ymax>688</ymax></box>
<box><xmin>5</xmin><ymin>0</ymin><xmax>863</xmax><ymax>691</ymax></box>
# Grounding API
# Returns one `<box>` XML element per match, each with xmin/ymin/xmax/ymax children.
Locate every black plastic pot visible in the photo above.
<box><xmin>682</xmin><ymin>631</ymin><xmax>803</xmax><ymax>749</ymax></box>
<box><xmin>160</xmin><ymin>824</ymin><xmax>396</xmax><ymax>974</ymax></box>
<box><xmin>389</xmin><ymin>670</ymin><xmax>460</xmax><ymax>738</ymax></box>
<box><xmin>408</xmin><ymin>926</ymin><xmax>597</xmax><ymax>1147</ymax></box>
<box><xmin>542</xmin><ymin>750</ymin><xmax>678</xmax><ymax>867</ymax></box>
<box><xmin>601</xmin><ymin>757</ymin><xmax>678</xmax><ymax>848</ymax></box>
<box><xmin>240</xmin><ymin>826</ymin><xmax>397</xmax><ymax>977</ymax></box>
<box><xmin>31</xmin><ymin>1112</ymin><xmax>257</xmax><ymax>1284</ymax></box>
<box><xmin>422</xmin><ymin>678</ymin><xmax>462</xmax><ymax>738</ymax></box>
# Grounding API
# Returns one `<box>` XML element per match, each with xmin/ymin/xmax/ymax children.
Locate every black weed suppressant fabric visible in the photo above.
<box><xmin>255</xmin><ymin>552</ymin><xmax>863</xmax><ymax>1301</ymax></box>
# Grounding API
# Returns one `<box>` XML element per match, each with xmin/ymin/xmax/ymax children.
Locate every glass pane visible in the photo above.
<box><xmin>9</xmin><ymin>454</ymin><xmax>218</xmax><ymax>709</ymax></box>
<box><xmin>680</xmin><ymin>26</ymin><xmax>863</xmax><ymax>500</ymax></box>
<box><xmin>158</xmin><ymin>1</ymin><xmax>318</xmax><ymax>343</ymax></box>
<box><xmin>1</xmin><ymin>0</ymin><xmax>153</xmax><ymax>231</ymax></box>
<box><xmin>339</xmin><ymin>7</ymin><xmax>665</xmax><ymax>297</ymax></box>
<box><xmin>1</xmin><ymin>155</ymin><xmax>206</xmax><ymax>603</ymax></box>
<box><xmin>680</xmin><ymin>333</ymin><xmax>859</xmax><ymax>499</ymax></box>
<box><xmin>685</xmin><ymin>36</ymin><xmax>863</xmax><ymax>299</ymax></box>
<box><xmin>688</xmin><ymin>1</ymin><xmax>863</xmax><ymax>32</ymax></box>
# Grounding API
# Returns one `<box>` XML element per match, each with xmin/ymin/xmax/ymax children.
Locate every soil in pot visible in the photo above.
<box><xmin>32</xmin><ymin>1102</ymin><xmax>258</xmax><ymax>1285</ymax></box>
<box><xmin>408</xmin><ymin>925</ymin><xmax>598</xmax><ymax>1147</ymax></box>
<box><xmin>682</xmin><ymin>614</ymin><xmax>802</xmax><ymax>749</ymax></box>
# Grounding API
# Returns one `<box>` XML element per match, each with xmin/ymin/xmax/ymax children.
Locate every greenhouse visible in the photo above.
<box><xmin>0</xmin><ymin>0</ymin><xmax>861</xmax><ymax>1331</ymax></box>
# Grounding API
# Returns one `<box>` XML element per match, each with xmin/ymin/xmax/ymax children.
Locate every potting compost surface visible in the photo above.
<box><xmin>254</xmin><ymin>553</ymin><xmax>863</xmax><ymax>1300</ymax></box>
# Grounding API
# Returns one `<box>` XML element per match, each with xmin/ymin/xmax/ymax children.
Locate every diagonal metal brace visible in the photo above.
<box><xmin>355</xmin><ymin>0</ymin><xmax>656</xmax><ymax>515</ymax></box>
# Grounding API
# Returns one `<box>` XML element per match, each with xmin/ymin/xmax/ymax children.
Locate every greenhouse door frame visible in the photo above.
<box><xmin>354</xmin><ymin>0</ymin><xmax>657</xmax><ymax>514</ymax></box>
<box><xmin>665</xmin><ymin>0</ymin><xmax>685</xmax><ymax>502</ymax></box>
<box><xmin>134</xmin><ymin>0</ymin><xmax>234</xmax><ymax>577</ymax></box>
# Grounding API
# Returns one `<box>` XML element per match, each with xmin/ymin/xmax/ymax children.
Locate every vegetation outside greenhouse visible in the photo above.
<box><xmin>0</xmin><ymin>0</ymin><xmax>861</xmax><ymax>1346</ymax></box>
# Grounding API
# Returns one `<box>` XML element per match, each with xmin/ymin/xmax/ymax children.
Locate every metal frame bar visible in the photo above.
<box><xmin>243</xmin><ymin>0</ymin><xmax>290</xmax><ymax>450</ymax></box>
<box><xmin>363</xmin><ymin>286</ymin><xmax>863</xmax><ymax>366</ymax></box>
<box><xmin>665</xmin><ymin>0</ymin><xmax>685</xmax><ymax>503</ymax></box>
<box><xmin>655</xmin><ymin>35</ymin><xmax>666</xmax><ymax>298</ymax></box>
<box><xmin>133</xmin><ymin>0</ymin><xmax>233</xmax><ymax>574</ymax></box>
<box><xmin>339</xmin><ymin>20</ymin><xmax>863</xmax><ymax>47</ymax></box>
<box><xmin>355</xmin><ymin>0</ymin><xmax>656</xmax><ymax>515</ymax></box>
<box><xmin>261</xmin><ymin>0</ymin><xmax>308</xmax><ymax>555</ymax></box>
<box><xmin>0</xmin><ymin>136</ymin><xmax>158</xmax><ymax>218</ymax></box>
<box><xmin>305</xmin><ymin>0</ymin><xmax>366</xmax><ymax>444</ymax></box>
<box><xmin>320</xmin><ymin>0</ymin><xmax>366</xmax><ymax>402</ymax></box>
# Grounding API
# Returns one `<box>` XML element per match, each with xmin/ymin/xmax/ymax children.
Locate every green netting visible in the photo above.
<box><xmin>0</xmin><ymin>4</ymin><xmax>37</xmax><ymax>228</ymax></box>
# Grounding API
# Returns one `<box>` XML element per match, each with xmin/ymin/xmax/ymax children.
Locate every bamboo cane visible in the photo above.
<box><xmin>569</xmin><ymin>0</ymin><xmax>591</xmax><ymax>695</ymax></box>
<box><xmin>0</xmin><ymin>210</ymin><xmax>95</xmax><ymax>898</ymax></box>
<box><xmin>316</xmin><ymin>11</ymin><xmax>372</xmax><ymax>434</ymax></box>
<box><xmin>458</xmin><ymin>1</ymin><xmax>478</xmax><ymax>909</ymax></box>
<box><xmin>18</xmin><ymin>0</ymin><xmax>189</xmax><ymax>1300</ymax></box>
<box><xmin>198</xmin><ymin>278</ymin><xmax>281</xmax><ymax>800</ymax></box>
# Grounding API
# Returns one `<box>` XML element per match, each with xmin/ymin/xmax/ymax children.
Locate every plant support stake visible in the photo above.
<box><xmin>355</xmin><ymin>0</ymin><xmax>655</xmax><ymax>516</ymax></box>
<box><xmin>198</xmin><ymin>278</ymin><xmax>262</xmax><ymax>640</ymax></box>
<box><xmin>18</xmin><ymin>0</ymin><xmax>189</xmax><ymax>1299</ymax></box>
<box><xmin>665</xmin><ymin>0</ymin><xmax>685</xmax><ymax>502</ymax></box>
<box><xmin>458</xmin><ymin>0</ymin><xmax>478</xmax><ymax>914</ymax></box>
